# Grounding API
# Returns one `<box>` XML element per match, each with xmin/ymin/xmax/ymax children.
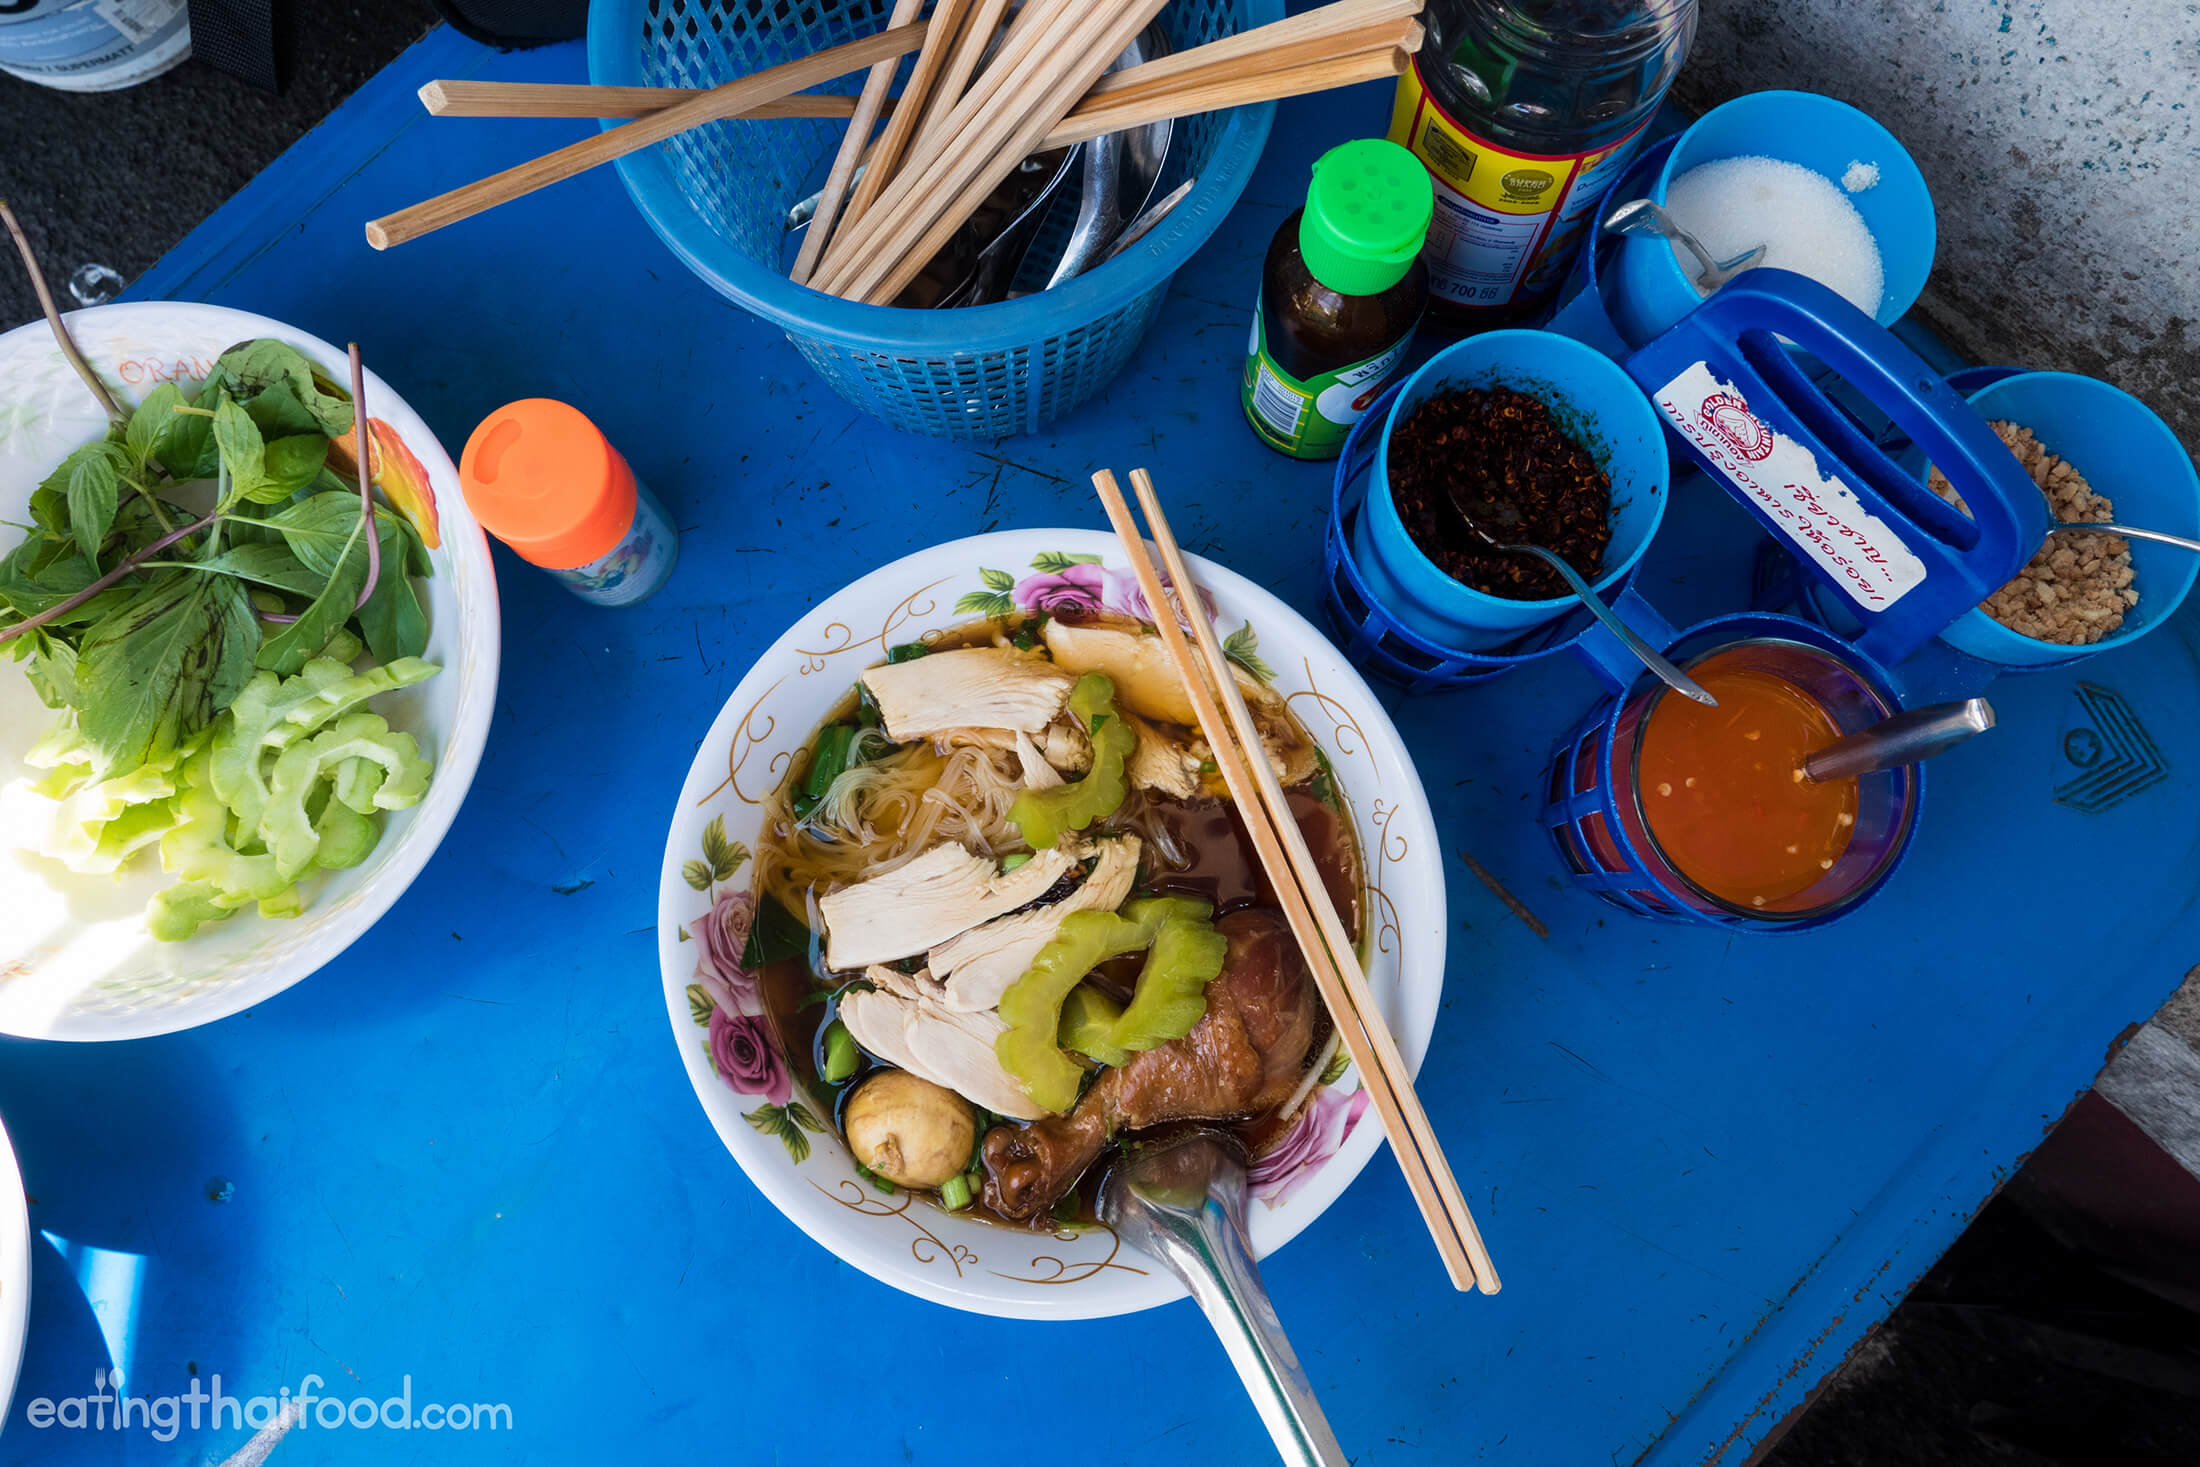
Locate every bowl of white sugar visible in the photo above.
<box><xmin>1610</xmin><ymin>90</ymin><xmax>1935</xmax><ymax>348</ymax></box>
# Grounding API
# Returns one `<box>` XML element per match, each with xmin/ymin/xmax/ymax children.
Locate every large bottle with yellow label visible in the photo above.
<box><xmin>1390</xmin><ymin>0</ymin><xmax>1695</xmax><ymax>329</ymax></box>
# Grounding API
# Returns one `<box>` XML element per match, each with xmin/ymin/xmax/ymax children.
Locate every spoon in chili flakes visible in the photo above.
<box><xmin>1441</xmin><ymin>483</ymin><xmax>1719</xmax><ymax>706</ymax></box>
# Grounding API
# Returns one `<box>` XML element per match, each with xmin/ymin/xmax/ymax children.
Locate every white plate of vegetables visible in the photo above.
<box><xmin>0</xmin><ymin>303</ymin><xmax>499</xmax><ymax>1040</ymax></box>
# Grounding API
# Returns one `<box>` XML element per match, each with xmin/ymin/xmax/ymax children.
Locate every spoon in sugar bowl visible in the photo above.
<box><xmin>1603</xmin><ymin>198</ymin><xmax>1767</xmax><ymax>291</ymax></box>
<box><xmin>1439</xmin><ymin>482</ymin><xmax>1718</xmax><ymax>706</ymax></box>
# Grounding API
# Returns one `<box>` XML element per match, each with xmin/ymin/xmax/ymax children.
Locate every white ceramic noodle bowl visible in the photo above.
<box><xmin>0</xmin><ymin>304</ymin><xmax>501</xmax><ymax>1041</ymax></box>
<box><xmin>656</xmin><ymin>530</ymin><xmax>1446</xmax><ymax>1319</ymax></box>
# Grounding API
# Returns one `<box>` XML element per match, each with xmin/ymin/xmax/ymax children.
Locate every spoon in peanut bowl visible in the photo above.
<box><xmin>1440</xmin><ymin>481</ymin><xmax>1718</xmax><ymax>706</ymax></box>
<box><xmin>1101</xmin><ymin>1130</ymin><xmax>1349</xmax><ymax>1467</ymax></box>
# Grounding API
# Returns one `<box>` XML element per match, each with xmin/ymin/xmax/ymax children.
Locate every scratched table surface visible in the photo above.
<box><xmin>6</xmin><ymin>23</ymin><xmax>2200</xmax><ymax>1467</ymax></box>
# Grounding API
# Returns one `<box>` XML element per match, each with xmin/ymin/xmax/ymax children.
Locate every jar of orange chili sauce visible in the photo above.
<box><xmin>1544</xmin><ymin>618</ymin><xmax>1921</xmax><ymax>929</ymax></box>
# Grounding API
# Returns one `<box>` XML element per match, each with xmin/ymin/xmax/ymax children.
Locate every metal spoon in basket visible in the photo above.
<box><xmin>1439</xmin><ymin>481</ymin><xmax>1717</xmax><ymax>706</ymax></box>
<box><xmin>1602</xmin><ymin>197</ymin><xmax>1766</xmax><ymax>291</ymax></box>
<box><xmin>1099</xmin><ymin>1130</ymin><xmax>1348</xmax><ymax>1467</ymax></box>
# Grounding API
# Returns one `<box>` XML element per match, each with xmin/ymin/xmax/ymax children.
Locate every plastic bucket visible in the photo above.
<box><xmin>1610</xmin><ymin>91</ymin><xmax>1935</xmax><ymax>348</ymax></box>
<box><xmin>1927</xmin><ymin>371</ymin><xmax>2200</xmax><ymax>668</ymax></box>
<box><xmin>1353</xmin><ymin>331</ymin><xmax>1668</xmax><ymax>650</ymax></box>
<box><xmin>590</xmin><ymin>0</ymin><xmax>1279</xmax><ymax>440</ymax></box>
<box><xmin>0</xmin><ymin>0</ymin><xmax>189</xmax><ymax>91</ymax></box>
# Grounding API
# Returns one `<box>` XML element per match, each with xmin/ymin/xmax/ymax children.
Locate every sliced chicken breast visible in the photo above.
<box><xmin>840</xmin><ymin>965</ymin><xmax>1047</xmax><ymax>1119</ymax></box>
<box><xmin>861</xmin><ymin>647</ymin><xmax>1075</xmax><ymax>743</ymax></box>
<box><xmin>929</xmin><ymin>836</ymin><xmax>1143</xmax><ymax>1012</ymax></box>
<box><xmin>818</xmin><ymin>841</ymin><xmax>1079</xmax><ymax>971</ymax></box>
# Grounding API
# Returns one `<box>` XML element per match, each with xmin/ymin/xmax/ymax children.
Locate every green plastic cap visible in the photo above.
<box><xmin>1298</xmin><ymin>138</ymin><xmax>1434</xmax><ymax>297</ymax></box>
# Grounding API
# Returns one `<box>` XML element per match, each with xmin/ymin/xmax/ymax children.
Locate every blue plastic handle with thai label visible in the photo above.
<box><xmin>1623</xmin><ymin>270</ymin><xmax>2047</xmax><ymax>666</ymax></box>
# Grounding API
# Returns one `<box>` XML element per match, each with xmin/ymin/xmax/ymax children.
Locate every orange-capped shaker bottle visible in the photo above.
<box><xmin>458</xmin><ymin>399</ymin><xmax>677</xmax><ymax>606</ymax></box>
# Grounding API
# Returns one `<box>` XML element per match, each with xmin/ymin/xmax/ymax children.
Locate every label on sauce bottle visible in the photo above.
<box><xmin>1388</xmin><ymin>59</ymin><xmax>1645</xmax><ymax>313</ymax></box>
<box><xmin>1241</xmin><ymin>291</ymin><xmax>1417</xmax><ymax>461</ymax></box>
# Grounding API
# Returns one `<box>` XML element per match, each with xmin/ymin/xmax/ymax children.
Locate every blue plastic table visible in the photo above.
<box><xmin>7</xmin><ymin>25</ymin><xmax>2198</xmax><ymax>1466</ymax></box>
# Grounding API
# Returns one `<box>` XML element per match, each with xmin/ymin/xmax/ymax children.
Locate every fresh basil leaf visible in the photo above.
<box><xmin>154</xmin><ymin>406</ymin><xmax>217</xmax><ymax>481</ymax></box>
<box><xmin>187</xmin><ymin>361</ymin><xmax>233</xmax><ymax>409</ymax></box>
<box><xmin>0</xmin><ymin>545</ymin><xmax>100</xmax><ymax>618</ymax></box>
<box><xmin>29</xmin><ymin>484</ymin><xmax>69</xmax><ymax>538</ymax></box>
<box><xmin>75</xmin><ymin>572</ymin><xmax>258</xmax><ymax>774</ymax></box>
<box><xmin>38</xmin><ymin>441</ymin><xmax>119</xmax><ymax>499</ymax></box>
<box><xmin>107</xmin><ymin>493</ymin><xmax>184</xmax><ymax>558</ymax></box>
<box><xmin>217</xmin><ymin>339</ymin><xmax>354</xmax><ymax>436</ymax></box>
<box><xmin>64</xmin><ymin>446</ymin><xmax>121</xmax><ymax>569</ymax></box>
<box><xmin>20</xmin><ymin>632</ymin><xmax>80</xmax><ymax>709</ymax></box>
<box><xmin>212</xmin><ymin>395</ymin><xmax>267</xmax><ymax>502</ymax></box>
<box><xmin>258</xmin><ymin>435</ymin><xmax>330</xmax><ymax>501</ymax></box>
<box><xmin>39</xmin><ymin>442</ymin><xmax>128</xmax><ymax>569</ymax></box>
<box><xmin>242</xmin><ymin>382</ymin><xmax>323</xmax><ymax>441</ymax></box>
<box><xmin>355</xmin><ymin>519</ymin><xmax>428</xmax><ymax>662</ymax></box>
<box><xmin>218</xmin><ymin>339</ymin><xmax>317</xmax><ymax>395</ymax></box>
<box><xmin>256</xmin><ymin>520</ymin><xmax>367</xmax><ymax>676</ymax></box>
<box><xmin>124</xmin><ymin>383</ymin><xmax>186</xmax><ymax>466</ymax></box>
<box><xmin>265</xmin><ymin>491</ymin><xmax>362</xmax><ymax>575</ymax></box>
<box><xmin>194</xmin><ymin>543</ymin><xmax>327</xmax><ymax>597</ymax></box>
<box><xmin>152</xmin><ymin>369</ymin><xmax>228</xmax><ymax>480</ymax></box>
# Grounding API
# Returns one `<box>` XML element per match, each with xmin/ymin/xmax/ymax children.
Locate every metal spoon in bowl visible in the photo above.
<box><xmin>1099</xmin><ymin>1131</ymin><xmax>1348</xmax><ymax>1467</ymax></box>
<box><xmin>2050</xmin><ymin>522</ymin><xmax>2200</xmax><ymax>554</ymax></box>
<box><xmin>1802</xmin><ymin>698</ymin><xmax>1995</xmax><ymax>783</ymax></box>
<box><xmin>1439</xmin><ymin>483</ymin><xmax>1717</xmax><ymax>706</ymax></box>
<box><xmin>1602</xmin><ymin>197</ymin><xmax>1767</xmax><ymax>291</ymax></box>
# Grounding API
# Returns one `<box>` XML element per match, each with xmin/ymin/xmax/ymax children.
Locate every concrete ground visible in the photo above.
<box><xmin>0</xmin><ymin>1</ymin><xmax>436</xmax><ymax>326</ymax></box>
<box><xmin>6</xmin><ymin>4</ymin><xmax>2200</xmax><ymax>1463</ymax></box>
<box><xmin>1679</xmin><ymin>0</ymin><xmax>2200</xmax><ymax>450</ymax></box>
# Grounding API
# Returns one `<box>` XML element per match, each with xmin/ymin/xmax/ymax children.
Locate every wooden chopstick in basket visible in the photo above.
<box><xmin>376</xmin><ymin>0</ymin><xmax>1417</xmax><ymax>256</ymax></box>
<box><xmin>416</xmin><ymin>4</ymin><xmax>1416</xmax><ymax>127</ymax></box>
<box><xmin>1091</xmin><ymin>468</ymin><xmax>1499</xmax><ymax>1295</ymax></box>
<box><xmin>365</xmin><ymin>18</ymin><xmax>930</xmax><ymax>250</ymax></box>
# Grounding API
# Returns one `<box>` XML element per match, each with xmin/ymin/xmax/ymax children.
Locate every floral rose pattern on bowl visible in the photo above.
<box><xmin>658</xmin><ymin>529</ymin><xmax>1446</xmax><ymax>1320</ymax></box>
<box><xmin>956</xmin><ymin>550</ymin><xmax>1273</xmax><ymax>681</ymax></box>
<box><xmin>1251</xmin><ymin>1061</ymin><xmax>1372</xmax><ymax>1208</ymax></box>
<box><xmin>682</xmin><ymin>814</ymin><xmax>822</xmax><ymax>1159</ymax></box>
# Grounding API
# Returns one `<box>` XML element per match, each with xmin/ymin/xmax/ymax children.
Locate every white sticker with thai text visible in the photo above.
<box><xmin>1654</xmin><ymin>361</ymin><xmax>1927</xmax><ymax>609</ymax></box>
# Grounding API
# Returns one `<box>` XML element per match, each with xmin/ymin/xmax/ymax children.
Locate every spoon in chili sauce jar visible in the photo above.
<box><xmin>1801</xmin><ymin>698</ymin><xmax>1996</xmax><ymax>783</ymax></box>
<box><xmin>1440</xmin><ymin>484</ymin><xmax>1718</xmax><ymax>706</ymax></box>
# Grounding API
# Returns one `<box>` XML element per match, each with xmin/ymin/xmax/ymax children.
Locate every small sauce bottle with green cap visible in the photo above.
<box><xmin>1241</xmin><ymin>137</ymin><xmax>1434</xmax><ymax>461</ymax></box>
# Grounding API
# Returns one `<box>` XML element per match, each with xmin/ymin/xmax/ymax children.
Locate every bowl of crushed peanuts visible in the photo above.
<box><xmin>1924</xmin><ymin>370</ymin><xmax>2200</xmax><ymax>668</ymax></box>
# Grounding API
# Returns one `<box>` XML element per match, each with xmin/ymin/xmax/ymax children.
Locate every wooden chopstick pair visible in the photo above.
<box><xmin>371</xmin><ymin>0</ymin><xmax>1422</xmax><ymax>254</ymax></box>
<box><xmin>1092</xmin><ymin>468</ymin><xmax>1500</xmax><ymax>1296</ymax></box>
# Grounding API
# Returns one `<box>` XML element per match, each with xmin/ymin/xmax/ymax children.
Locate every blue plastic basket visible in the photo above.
<box><xmin>588</xmin><ymin>0</ymin><xmax>1282</xmax><ymax>440</ymax></box>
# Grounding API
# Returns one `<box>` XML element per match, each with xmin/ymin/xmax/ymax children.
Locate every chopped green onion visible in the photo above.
<box><xmin>886</xmin><ymin>640</ymin><xmax>930</xmax><ymax>663</ymax></box>
<box><xmin>999</xmin><ymin>852</ymin><xmax>1032</xmax><ymax>872</ymax></box>
<box><xmin>793</xmin><ymin>723</ymin><xmax>856</xmax><ymax>819</ymax></box>
<box><xmin>938</xmin><ymin>1174</ymin><xmax>973</xmax><ymax>1211</ymax></box>
<box><xmin>820</xmin><ymin>1019</ymin><xmax>859</xmax><ymax>1083</ymax></box>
